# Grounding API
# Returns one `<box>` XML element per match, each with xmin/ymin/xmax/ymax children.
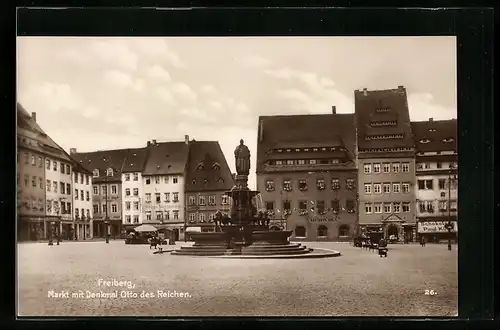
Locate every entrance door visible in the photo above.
<box><xmin>387</xmin><ymin>224</ymin><xmax>399</xmax><ymax>240</ymax></box>
<box><xmin>173</xmin><ymin>229</ymin><xmax>179</xmax><ymax>241</ymax></box>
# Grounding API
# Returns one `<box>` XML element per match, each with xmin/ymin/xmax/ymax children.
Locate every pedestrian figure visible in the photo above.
<box><xmin>378</xmin><ymin>238</ymin><xmax>388</xmax><ymax>257</ymax></box>
<box><xmin>420</xmin><ymin>236</ymin><xmax>426</xmax><ymax>247</ymax></box>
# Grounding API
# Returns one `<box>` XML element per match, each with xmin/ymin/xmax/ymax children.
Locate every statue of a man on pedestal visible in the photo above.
<box><xmin>234</xmin><ymin>139</ymin><xmax>251</xmax><ymax>176</ymax></box>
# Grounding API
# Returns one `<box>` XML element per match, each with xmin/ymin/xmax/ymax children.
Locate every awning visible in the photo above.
<box><xmin>186</xmin><ymin>226</ymin><xmax>202</xmax><ymax>233</ymax></box>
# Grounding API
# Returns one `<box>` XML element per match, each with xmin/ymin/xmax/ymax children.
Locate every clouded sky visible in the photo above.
<box><xmin>17</xmin><ymin>37</ymin><xmax>456</xmax><ymax>189</ymax></box>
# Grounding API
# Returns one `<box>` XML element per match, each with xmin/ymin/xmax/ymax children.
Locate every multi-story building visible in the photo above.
<box><xmin>256</xmin><ymin>108</ymin><xmax>358</xmax><ymax>241</ymax></box>
<box><xmin>71</xmin><ymin>159</ymin><xmax>94</xmax><ymax>240</ymax></box>
<box><xmin>355</xmin><ymin>86</ymin><xmax>417</xmax><ymax>242</ymax></box>
<box><xmin>185</xmin><ymin>141</ymin><xmax>234</xmax><ymax>236</ymax></box>
<box><xmin>412</xmin><ymin>118</ymin><xmax>458</xmax><ymax>243</ymax></box>
<box><xmin>121</xmin><ymin>148</ymin><xmax>149</xmax><ymax>232</ymax></box>
<box><xmin>141</xmin><ymin>138</ymin><xmax>190</xmax><ymax>240</ymax></box>
<box><xmin>71</xmin><ymin>149</ymin><xmax>127</xmax><ymax>238</ymax></box>
<box><xmin>17</xmin><ymin>106</ymin><xmax>47</xmax><ymax>241</ymax></box>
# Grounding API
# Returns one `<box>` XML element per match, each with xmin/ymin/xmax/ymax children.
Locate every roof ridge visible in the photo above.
<box><xmin>259</xmin><ymin>113</ymin><xmax>354</xmax><ymax>119</ymax></box>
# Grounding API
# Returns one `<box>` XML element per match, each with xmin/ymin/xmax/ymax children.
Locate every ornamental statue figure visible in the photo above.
<box><xmin>234</xmin><ymin>139</ymin><xmax>251</xmax><ymax>176</ymax></box>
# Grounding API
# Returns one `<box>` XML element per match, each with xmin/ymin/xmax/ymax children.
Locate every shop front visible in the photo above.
<box><xmin>359</xmin><ymin>224</ymin><xmax>384</xmax><ymax>242</ymax></box>
<box><xmin>417</xmin><ymin>218</ymin><xmax>458</xmax><ymax>243</ymax></box>
<box><xmin>18</xmin><ymin>216</ymin><xmax>46</xmax><ymax>241</ymax></box>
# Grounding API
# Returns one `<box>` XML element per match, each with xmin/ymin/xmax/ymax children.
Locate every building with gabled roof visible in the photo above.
<box><xmin>184</xmin><ymin>140</ymin><xmax>234</xmax><ymax>235</ymax></box>
<box><xmin>355</xmin><ymin>86</ymin><xmax>417</xmax><ymax>242</ymax></box>
<box><xmin>412</xmin><ymin>118</ymin><xmax>458</xmax><ymax>243</ymax></box>
<box><xmin>256</xmin><ymin>107</ymin><xmax>359</xmax><ymax>241</ymax></box>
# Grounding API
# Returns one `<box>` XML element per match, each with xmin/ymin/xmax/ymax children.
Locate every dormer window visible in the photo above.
<box><xmin>286</xmin><ymin>149</ymin><xmax>291</xmax><ymax>152</ymax></box>
<box><xmin>218</xmin><ymin>178</ymin><xmax>224</xmax><ymax>183</ymax></box>
<box><xmin>313</xmin><ymin>148</ymin><xmax>318</xmax><ymax>151</ymax></box>
<box><xmin>419</xmin><ymin>139</ymin><xmax>431</xmax><ymax>144</ymax></box>
<box><xmin>295</xmin><ymin>148</ymin><xmax>300</xmax><ymax>152</ymax></box>
<box><xmin>106</xmin><ymin>168</ymin><xmax>113</xmax><ymax>177</ymax></box>
<box><xmin>204</xmin><ymin>178</ymin><xmax>208</xmax><ymax>184</ymax></box>
<box><xmin>212</xmin><ymin>163</ymin><xmax>220</xmax><ymax>170</ymax></box>
<box><xmin>443</xmin><ymin>138</ymin><xmax>455</xmax><ymax>143</ymax></box>
<box><xmin>304</xmin><ymin>148</ymin><xmax>309</xmax><ymax>152</ymax></box>
<box><xmin>428</xmin><ymin>128</ymin><xmax>437</xmax><ymax>132</ymax></box>
<box><xmin>92</xmin><ymin>169</ymin><xmax>99</xmax><ymax>178</ymax></box>
<box><xmin>277</xmin><ymin>149</ymin><xmax>283</xmax><ymax>153</ymax></box>
<box><xmin>192</xmin><ymin>179</ymin><xmax>196</xmax><ymax>185</ymax></box>
<box><xmin>197</xmin><ymin>162</ymin><xmax>204</xmax><ymax>171</ymax></box>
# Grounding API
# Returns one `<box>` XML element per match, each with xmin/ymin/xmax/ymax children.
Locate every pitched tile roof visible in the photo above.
<box><xmin>256</xmin><ymin>113</ymin><xmax>357</xmax><ymax>173</ymax></box>
<box><xmin>185</xmin><ymin>141</ymin><xmax>234</xmax><ymax>192</ymax></box>
<box><xmin>71</xmin><ymin>148</ymin><xmax>148</xmax><ymax>182</ymax></box>
<box><xmin>142</xmin><ymin>141</ymin><xmax>189</xmax><ymax>176</ymax></box>
<box><xmin>17</xmin><ymin>103</ymin><xmax>72</xmax><ymax>162</ymax></box>
<box><xmin>354</xmin><ymin>87</ymin><xmax>414</xmax><ymax>150</ymax></box>
<box><xmin>411</xmin><ymin>119</ymin><xmax>457</xmax><ymax>153</ymax></box>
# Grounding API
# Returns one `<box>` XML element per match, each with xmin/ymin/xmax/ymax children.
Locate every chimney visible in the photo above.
<box><xmin>363</xmin><ymin>88</ymin><xmax>367</xmax><ymax>96</ymax></box>
<box><xmin>398</xmin><ymin>85</ymin><xmax>405</xmax><ymax>91</ymax></box>
<box><xmin>152</xmin><ymin>139</ymin><xmax>157</xmax><ymax>145</ymax></box>
<box><xmin>185</xmin><ymin>135</ymin><xmax>189</xmax><ymax>144</ymax></box>
<box><xmin>31</xmin><ymin>112</ymin><xmax>36</xmax><ymax>122</ymax></box>
<box><xmin>331</xmin><ymin>106</ymin><xmax>337</xmax><ymax>114</ymax></box>
<box><xmin>70</xmin><ymin>148</ymin><xmax>77</xmax><ymax>154</ymax></box>
<box><xmin>429</xmin><ymin>118</ymin><xmax>434</xmax><ymax>122</ymax></box>
<box><xmin>147</xmin><ymin>141</ymin><xmax>151</xmax><ymax>147</ymax></box>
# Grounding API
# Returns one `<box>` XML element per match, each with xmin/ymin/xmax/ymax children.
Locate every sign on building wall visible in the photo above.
<box><xmin>308</xmin><ymin>216</ymin><xmax>339</xmax><ymax>223</ymax></box>
<box><xmin>418</xmin><ymin>221</ymin><xmax>458</xmax><ymax>233</ymax></box>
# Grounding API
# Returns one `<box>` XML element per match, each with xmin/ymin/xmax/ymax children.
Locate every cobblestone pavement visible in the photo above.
<box><xmin>17</xmin><ymin>241</ymin><xmax>457</xmax><ymax>317</ymax></box>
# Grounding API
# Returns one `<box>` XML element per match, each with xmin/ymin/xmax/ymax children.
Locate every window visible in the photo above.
<box><xmin>309</xmin><ymin>159</ymin><xmax>317</xmax><ymax>165</ymax></box>
<box><xmin>373</xmin><ymin>183</ymin><xmax>381</xmax><ymax>194</ymax></box>
<box><xmin>283</xmin><ymin>200</ymin><xmax>291</xmax><ymax>211</ymax></box>
<box><xmin>155</xmin><ymin>176</ymin><xmax>160</xmax><ymax>184</ymax></box>
<box><xmin>317</xmin><ymin>200</ymin><xmax>325</xmax><ymax>214</ymax></box>
<box><xmin>363</xmin><ymin>163</ymin><xmax>372</xmax><ymax>174</ymax></box>
<box><xmin>392</xmin><ymin>183</ymin><xmax>400</xmax><ymax>193</ymax></box>
<box><xmin>146</xmin><ymin>212</ymin><xmax>151</xmax><ymax>221</ymax></box>
<box><xmin>74</xmin><ymin>173</ymin><xmax>78</xmax><ymax>183</ymax></box>
<box><xmin>173</xmin><ymin>177</ymin><xmax>178</xmax><ymax>184</ymax></box>
<box><xmin>365</xmin><ymin>203</ymin><xmax>373</xmax><ymax>214</ymax></box>
<box><xmin>383</xmin><ymin>203</ymin><xmax>391</xmax><ymax>213</ymax></box>
<box><xmin>46</xmin><ymin>180</ymin><xmax>51</xmax><ymax>191</ymax></box>
<box><xmin>106</xmin><ymin>168</ymin><xmax>113</xmax><ymax>177</ymax></box>
<box><xmin>75</xmin><ymin>189</ymin><xmax>79</xmax><ymax>199</ymax></box>
<box><xmin>125</xmin><ymin>174</ymin><xmax>130</xmax><ymax>181</ymax></box>
<box><xmin>424</xmin><ymin>163</ymin><xmax>431</xmax><ymax>169</ymax></box>
<box><xmin>199</xmin><ymin>196</ymin><xmax>206</xmax><ymax>206</ymax></box>
<box><xmin>60</xmin><ymin>182</ymin><xmax>65</xmax><ymax>194</ymax></box>
<box><xmin>155</xmin><ymin>193</ymin><xmax>161</xmax><ymax>203</ymax></box>
<box><xmin>426</xmin><ymin>180</ymin><xmax>433</xmax><ymax>190</ymax></box>
<box><xmin>392</xmin><ymin>163</ymin><xmax>400</xmax><ymax>173</ymax></box>
<box><xmin>133</xmin><ymin>173</ymin><xmax>138</xmax><ymax>181</ymax></box>
<box><xmin>38</xmin><ymin>156</ymin><xmax>43</xmax><ymax>167</ymax></box>
<box><xmin>93</xmin><ymin>205</ymin><xmax>99</xmax><ymax>213</ymax></box>
<box><xmin>265</xmin><ymin>180</ymin><xmax>275</xmax><ymax>192</ymax></box>
<box><xmin>66</xmin><ymin>165</ymin><xmax>71</xmax><ymax>174</ymax></box>
<box><xmin>165</xmin><ymin>211</ymin><xmax>170</xmax><ymax>220</ymax></box>
<box><xmin>164</xmin><ymin>192</ymin><xmax>170</xmax><ymax>202</ymax></box>
<box><xmin>221</xmin><ymin>195</ymin><xmax>228</xmax><ymax>204</ymax></box>
<box><xmin>86</xmin><ymin>209</ymin><xmax>89</xmax><ymax>218</ymax></box>
<box><xmin>133</xmin><ymin>215</ymin><xmax>139</xmax><ymax>223</ymax></box>
<box><xmin>110</xmin><ymin>204</ymin><xmax>116</xmax><ymax>213</ymax></box>
<box><xmin>111</xmin><ymin>185</ymin><xmax>117</xmax><ymax>194</ymax></box>
<box><xmin>267</xmin><ymin>201</ymin><xmax>276</xmax><ymax>211</ymax></box>
<box><xmin>282</xmin><ymin>179</ymin><xmax>292</xmax><ymax>191</ymax></box>
<box><xmin>46</xmin><ymin>159</ymin><xmax>51</xmax><ymax>169</ymax></box>
<box><xmin>208</xmin><ymin>195</ymin><xmax>216</xmax><ymax>206</ymax></box>
<box><xmin>331</xmin><ymin>199</ymin><xmax>340</xmax><ymax>212</ymax></box>
<box><xmin>393</xmin><ymin>202</ymin><xmax>401</xmax><ymax>213</ymax></box>
<box><xmin>373</xmin><ymin>163</ymin><xmax>381</xmax><ymax>173</ymax></box>
<box><xmin>173</xmin><ymin>210</ymin><xmax>179</xmax><ymax>220</ymax></box>
<box><xmin>145</xmin><ymin>177</ymin><xmax>151</xmax><ymax>184</ymax></box>
<box><xmin>331</xmin><ymin>178</ymin><xmax>340</xmax><ymax>190</ymax></box>
<box><xmin>53</xmin><ymin>181</ymin><xmax>58</xmax><ymax>193</ymax></box>
<box><xmin>402</xmin><ymin>202</ymin><xmax>411</xmax><ymax>212</ymax></box>
<box><xmin>383</xmin><ymin>163</ymin><xmax>390</xmax><ymax>173</ymax></box>
<box><xmin>295</xmin><ymin>226</ymin><xmax>306</xmax><ymax>237</ymax></box>
<box><xmin>383</xmin><ymin>183</ymin><xmax>391</xmax><ymax>194</ymax></box>
<box><xmin>133</xmin><ymin>201</ymin><xmax>139</xmax><ymax>210</ymax></box>
<box><xmin>93</xmin><ymin>185</ymin><xmax>98</xmax><ymax>195</ymax></box>
<box><xmin>437</xmin><ymin>162</ymin><xmax>443</xmax><ymax>169</ymax></box>
<box><xmin>86</xmin><ymin>191</ymin><xmax>90</xmax><ymax>201</ymax></box>
<box><xmin>199</xmin><ymin>213</ymin><xmax>206</xmax><ymax>222</ymax></box>
<box><xmin>31</xmin><ymin>155</ymin><xmax>36</xmax><ymax>166</ymax></box>
<box><xmin>402</xmin><ymin>183</ymin><xmax>410</xmax><ymax>193</ymax></box>
<box><xmin>276</xmin><ymin>160</ymin><xmax>283</xmax><ymax>165</ymax></box>
<box><xmin>74</xmin><ymin>207</ymin><xmax>79</xmax><ymax>218</ymax></box>
<box><xmin>53</xmin><ymin>161</ymin><xmax>58</xmax><ymax>171</ymax></box>
<box><xmin>93</xmin><ymin>169</ymin><xmax>99</xmax><ymax>177</ymax></box>
<box><xmin>173</xmin><ymin>193</ymin><xmax>179</xmax><ymax>202</ymax></box>
<box><xmin>346</xmin><ymin>179</ymin><xmax>355</xmax><ymax>190</ymax></box>
<box><xmin>317</xmin><ymin>225</ymin><xmax>328</xmax><ymax>237</ymax></box>
<box><xmin>374</xmin><ymin>203</ymin><xmax>382</xmax><ymax>213</ymax></box>
<box><xmin>339</xmin><ymin>225</ymin><xmax>350</xmax><ymax>237</ymax></box>
<box><xmin>126</xmin><ymin>215</ymin><xmax>131</xmax><ymax>223</ymax></box>
<box><xmin>102</xmin><ymin>204</ymin><xmax>107</xmax><ymax>214</ymax></box>
<box><xmin>286</xmin><ymin>160</ymin><xmax>294</xmax><ymax>165</ymax></box>
<box><xmin>125</xmin><ymin>188</ymin><xmax>131</xmax><ymax>196</ymax></box>
<box><xmin>60</xmin><ymin>163</ymin><xmax>65</xmax><ymax>173</ymax></box>
<box><xmin>102</xmin><ymin>185</ymin><xmax>107</xmax><ymax>195</ymax></box>
<box><xmin>80</xmin><ymin>190</ymin><xmax>84</xmax><ymax>200</ymax></box>
<box><xmin>86</xmin><ymin>176</ymin><xmax>89</xmax><ymax>185</ymax></box>
<box><xmin>188</xmin><ymin>213</ymin><xmax>196</xmax><ymax>222</ymax></box>
<box><xmin>297</xmin><ymin>159</ymin><xmax>305</xmax><ymax>165</ymax></box>
<box><xmin>402</xmin><ymin>162</ymin><xmax>410</xmax><ymax>172</ymax></box>
<box><xmin>24</xmin><ymin>152</ymin><xmax>29</xmax><ymax>165</ymax></box>
<box><xmin>156</xmin><ymin>212</ymin><xmax>163</xmax><ymax>221</ymax></box>
<box><xmin>346</xmin><ymin>200</ymin><xmax>355</xmax><ymax>212</ymax></box>
<box><xmin>298</xmin><ymin>179</ymin><xmax>308</xmax><ymax>191</ymax></box>
<box><xmin>364</xmin><ymin>183</ymin><xmax>372</xmax><ymax>194</ymax></box>
<box><xmin>438</xmin><ymin>179</ymin><xmax>446</xmax><ymax>189</ymax></box>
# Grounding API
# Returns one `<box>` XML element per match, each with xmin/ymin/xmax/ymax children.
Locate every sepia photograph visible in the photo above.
<box><xmin>16</xmin><ymin>36</ymin><xmax>458</xmax><ymax>317</ymax></box>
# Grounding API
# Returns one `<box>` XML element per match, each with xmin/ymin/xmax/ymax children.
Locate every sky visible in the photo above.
<box><xmin>17</xmin><ymin>37</ymin><xmax>457</xmax><ymax>190</ymax></box>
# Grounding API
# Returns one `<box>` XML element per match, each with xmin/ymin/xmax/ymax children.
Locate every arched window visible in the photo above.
<box><xmin>295</xmin><ymin>226</ymin><xmax>306</xmax><ymax>237</ymax></box>
<box><xmin>212</xmin><ymin>162</ymin><xmax>220</xmax><ymax>170</ymax></box>
<box><xmin>317</xmin><ymin>225</ymin><xmax>328</xmax><ymax>237</ymax></box>
<box><xmin>339</xmin><ymin>225</ymin><xmax>350</xmax><ymax>237</ymax></box>
<box><xmin>92</xmin><ymin>169</ymin><xmax>99</xmax><ymax>178</ymax></box>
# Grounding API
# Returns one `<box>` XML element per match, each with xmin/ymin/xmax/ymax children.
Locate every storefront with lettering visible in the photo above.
<box><xmin>417</xmin><ymin>219</ymin><xmax>458</xmax><ymax>243</ymax></box>
<box><xmin>288</xmin><ymin>214</ymin><xmax>355</xmax><ymax>242</ymax></box>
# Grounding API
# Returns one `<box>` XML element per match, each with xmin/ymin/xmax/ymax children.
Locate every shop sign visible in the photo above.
<box><xmin>308</xmin><ymin>216</ymin><xmax>338</xmax><ymax>223</ymax></box>
<box><xmin>111</xmin><ymin>215</ymin><xmax>121</xmax><ymax>220</ymax></box>
<box><xmin>418</xmin><ymin>221</ymin><xmax>458</xmax><ymax>233</ymax></box>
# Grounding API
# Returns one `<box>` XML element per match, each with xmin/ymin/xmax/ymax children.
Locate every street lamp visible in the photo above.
<box><xmin>56</xmin><ymin>219</ymin><xmax>60</xmax><ymax>245</ymax></box>
<box><xmin>446</xmin><ymin>162</ymin><xmax>457</xmax><ymax>251</ymax></box>
<box><xmin>105</xmin><ymin>218</ymin><xmax>109</xmax><ymax>244</ymax></box>
<box><xmin>48</xmin><ymin>221</ymin><xmax>54</xmax><ymax>246</ymax></box>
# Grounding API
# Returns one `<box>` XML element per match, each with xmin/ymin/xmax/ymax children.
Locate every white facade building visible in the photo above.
<box><xmin>122</xmin><ymin>171</ymin><xmax>144</xmax><ymax>228</ymax></box>
<box><xmin>45</xmin><ymin>157</ymin><xmax>73</xmax><ymax>238</ymax></box>
<box><xmin>72</xmin><ymin>167</ymin><xmax>93</xmax><ymax>240</ymax></box>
